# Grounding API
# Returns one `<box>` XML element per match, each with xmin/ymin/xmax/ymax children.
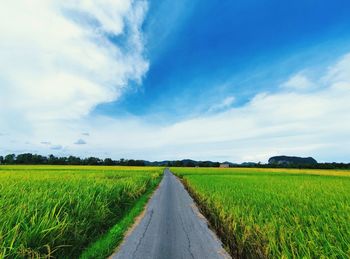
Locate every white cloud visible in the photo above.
<box><xmin>0</xmin><ymin>0</ymin><xmax>148</xmax><ymax>123</ymax></box>
<box><xmin>281</xmin><ymin>73</ymin><xmax>315</xmax><ymax>90</ymax></box>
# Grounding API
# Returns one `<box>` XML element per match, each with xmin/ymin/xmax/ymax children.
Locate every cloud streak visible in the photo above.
<box><xmin>281</xmin><ymin>73</ymin><xmax>315</xmax><ymax>90</ymax></box>
<box><xmin>50</xmin><ymin>145</ymin><xmax>63</xmax><ymax>150</ymax></box>
<box><xmin>208</xmin><ymin>96</ymin><xmax>235</xmax><ymax>112</ymax></box>
<box><xmin>74</xmin><ymin>139</ymin><xmax>87</xmax><ymax>145</ymax></box>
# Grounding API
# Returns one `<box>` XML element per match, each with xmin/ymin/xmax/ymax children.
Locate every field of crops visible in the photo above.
<box><xmin>172</xmin><ymin>167</ymin><xmax>350</xmax><ymax>258</ymax></box>
<box><xmin>0</xmin><ymin>165</ymin><xmax>163</xmax><ymax>258</ymax></box>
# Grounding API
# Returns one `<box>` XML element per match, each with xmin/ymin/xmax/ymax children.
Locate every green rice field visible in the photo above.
<box><xmin>0</xmin><ymin>165</ymin><xmax>163</xmax><ymax>258</ymax></box>
<box><xmin>172</xmin><ymin>167</ymin><xmax>350</xmax><ymax>258</ymax></box>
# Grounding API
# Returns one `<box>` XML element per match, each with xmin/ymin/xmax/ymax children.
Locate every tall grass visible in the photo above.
<box><xmin>0</xmin><ymin>165</ymin><xmax>162</xmax><ymax>258</ymax></box>
<box><xmin>172</xmin><ymin>168</ymin><xmax>350</xmax><ymax>258</ymax></box>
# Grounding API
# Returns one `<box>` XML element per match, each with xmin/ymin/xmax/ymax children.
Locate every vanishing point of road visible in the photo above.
<box><xmin>111</xmin><ymin>169</ymin><xmax>231</xmax><ymax>259</ymax></box>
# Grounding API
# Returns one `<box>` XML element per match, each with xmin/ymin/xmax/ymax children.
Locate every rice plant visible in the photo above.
<box><xmin>172</xmin><ymin>167</ymin><xmax>350</xmax><ymax>258</ymax></box>
<box><xmin>0</xmin><ymin>165</ymin><xmax>162</xmax><ymax>258</ymax></box>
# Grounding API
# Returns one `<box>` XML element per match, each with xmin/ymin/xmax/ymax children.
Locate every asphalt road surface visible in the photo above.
<box><xmin>111</xmin><ymin>168</ymin><xmax>231</xmax><ymax>259</ymax></box>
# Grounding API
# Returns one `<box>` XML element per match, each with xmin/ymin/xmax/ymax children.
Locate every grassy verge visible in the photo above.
<box><xmin>80</xmin><ymin>179</ymin><xmax>160</xmax><ymax>259</ymax></box>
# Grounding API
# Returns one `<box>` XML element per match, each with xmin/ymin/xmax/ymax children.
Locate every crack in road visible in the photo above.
<box><xmin>178</xmin><ymin>211</ymin><xmax>195</xmax><ymax>259</ymax></box>
<box><xmin>131</xmin><ymin>209</ymin><xmax>154</xmax><ymax>258</ymax></box>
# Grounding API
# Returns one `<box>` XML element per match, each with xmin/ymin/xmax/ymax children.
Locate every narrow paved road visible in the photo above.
<box><xmin>111</xmin><ymin>169</ymin><xmax>230</xmax><ymax>259</ymax></box>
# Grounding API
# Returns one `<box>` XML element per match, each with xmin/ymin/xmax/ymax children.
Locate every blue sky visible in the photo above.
<box><xmin>96</xmin><ymin>0</ymin><xmax>350</xmax><ymax>120</ymax></box>
<box><xmin>1</xmin><ymin>1</ymin><xmax>350</xmax><ymax>162</ymax></box>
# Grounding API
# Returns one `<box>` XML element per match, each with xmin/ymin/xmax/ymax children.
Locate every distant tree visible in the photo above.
<box><xmin>198</xmin><ymin>162</ymin><xmax>211</xmax><ymax>167</ymax></box>
<box><xmin>16</xmin><ymin>153</ymin><xmax>33</xmax><ymax>164</ymax></box>
<box><xmin>173</xmin><ymin>160</ymin><xmax>184</xmax><ymax>167</ymax></box>
<box><xmin>185</xmin><ymin>161</ymin><xmax>196</xmax><ymax>167</ymax></box>
<box><xmin>67</xmin><ymin>156</ymin><xmax>81</xmax><ymax>165</ymax></box>
<box><xmin>0</xmin><ymin>156</ymin><xmax>3</xmax><ymax>164</ymax></box>
<box><xmin>126</xmin><ymin>159</ymin><xmax>135</xmax><ymax>166</ymax></box>
<box><xmin>213</xmin><ymin>162</ymin><xmax>220</xmax><ymax>167</ymax></box>
<box><xmin>33</xmin><ymin>154</ymin><xmax>47</xmax><ymax>164</ymax></box>
<box><xmin>57</xmin><ymin>157</ymin><xmax>68</xmax><ymax>165</ymax></box>
<box><xmin>134</xmin><ymin>160</ymin><xmax>146</xmax><ymax>166</ymax></box>
<box><xmin>48</xmin><ymin>154</ymin><xmax>57</xmax><ymax>164</ymax></box>
<box><xmin>104</xmin><ymin>158</ymin><xmax>114</xmax><ymax>166</ymax></box>
<box><xmin>119</xmin><ymin>158</ymin><xmax>125</xmax><ymax>166</ymax></box>
<box><xmin>85</xmin><ymin>157</ymin><xmax>102</xmax><ymax>165</ymax></box>
<box><xmin>166</xmin><ymin>161</ymin><xmax>173</xmax><ymax>167</ymax></box>
<box><xmin>124</xmin><ymin>159</ymin><xmax>145</xmax><ymax>166</ymax></box>
<box><xmin>4</xmin><ymin>154</ymin><xmax>15</xmax><ymax>164</ymax></box>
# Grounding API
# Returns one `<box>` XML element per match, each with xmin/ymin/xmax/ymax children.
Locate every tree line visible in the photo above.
<box><xmin>0</xmin><ymin>153</ymin><xmax>146</xmax><ymax>166</ymax></box>
<box><xmin>0</xmin><ymin>153</ymin><xmax>349</xmax><ymax>169</ymax></box>
<box><xmin>0</xmin><ymin>154</ymin><xmax>223</xmax><ymax>167</ymax></box>
<box><xmin>231</xmin><ymin>162</ymin><xmax>350</xmax><ymax>170</ymax></box>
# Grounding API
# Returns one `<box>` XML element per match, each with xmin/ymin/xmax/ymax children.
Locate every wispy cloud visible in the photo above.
<box><xmin>281</xmin><ymin>73</ymin><xmax>315</xmax><ymax>90</ymax></box>
<box><xmin>208</xmin><ymin>96</ymin><xmax>235</xmax><ymax>112</ymax></box>
<box><xmin>50</xmin><ymin>145</ymin><xmax>63</xmax><ymax>150</ymax></box>
<box><xmin>40</xmin><ymin>141</ymin><xmax>64</xmax><ymax>151</ymax></box>
<box><xmin>74</xmin><ymin>139</ymin><xmax>87</xmax><ymax>145</ymax></box>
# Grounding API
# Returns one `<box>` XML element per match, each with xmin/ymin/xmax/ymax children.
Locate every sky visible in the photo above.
<box><xmin>1</xmin><ymin>0</ymin><xmax>350</xmax><ymax>163</ymax></box>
